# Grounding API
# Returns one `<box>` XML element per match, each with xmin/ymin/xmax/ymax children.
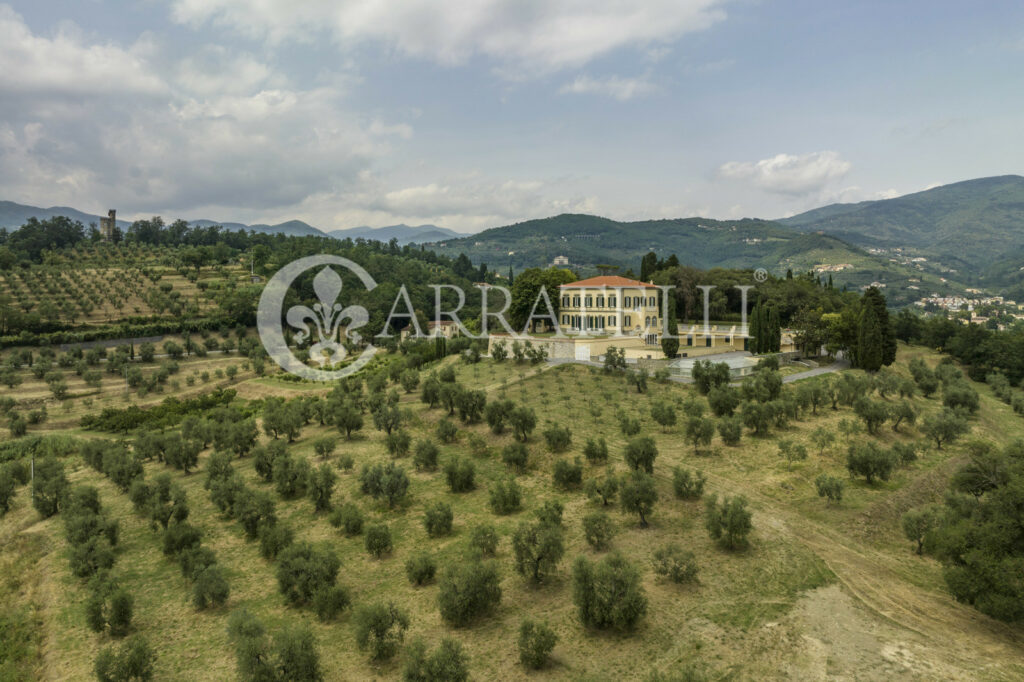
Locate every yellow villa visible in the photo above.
<box><xmin>558</xmin><ymin>275</ymin><xmax>662</xmax><ymax>344</ymax></box>
<box><xmin>486</xmin><ymin>274</ymin><xmax>796</xmax><ymax>363</ymax></box>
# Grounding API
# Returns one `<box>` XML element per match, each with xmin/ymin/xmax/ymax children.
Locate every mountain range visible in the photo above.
<box><xmin>779</xmin><ymin>175</ymin><xmax>1024</xmax><ymax>286</ymax></box>
<box><xmin>4</xmin><ymin>174</ymin><xmax>1024</xmax><ymax>299</ymax></box>
<box><xmin>0</xmin><ymin>202</ymin><xmax>461</xmax><ymax>244</ymax></box>
<box><xmin>435</xmin><ymin>213</ymin><xmax>953</xmax><ymax>304</ymax></box>
<box><xmin>327</xmin><ymin>224</ymin><xmax>461</xmax><ymax>243</ymax></box>
<box><xmin>434</xmin><ymin>175</ymin><xmax>1024</xmax><ymax>300</ymax></box>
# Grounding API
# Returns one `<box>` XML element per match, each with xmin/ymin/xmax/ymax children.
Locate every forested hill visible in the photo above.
<box><xmin>438</xmin><ymin>214</ymin><xmax>867</xmax><ymax>273</ymax></box>
<box><xmin>432</xmin><ymin>213</ymin><xmax>941</xmax><ymax>299</ymax></box>
<box><xmin>779</xmin><ymin>175</ymin><xmax>1024</xmax><ymax>285</ymax></box>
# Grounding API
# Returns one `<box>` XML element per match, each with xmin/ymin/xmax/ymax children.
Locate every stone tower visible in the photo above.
<box><xmin>99</xmin><ymin>209</ymin><xmax>116</xmax><ymax>240</ymax></box>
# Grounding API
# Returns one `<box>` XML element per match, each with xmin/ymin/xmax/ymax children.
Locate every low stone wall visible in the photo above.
<box><xmin>486</xmin><ymin>335</ymin><xmax>576</xmax><ymax>360</ymax></box>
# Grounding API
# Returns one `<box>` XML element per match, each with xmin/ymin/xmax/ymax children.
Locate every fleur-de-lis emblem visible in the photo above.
<box><xmin>285</xmin><ymin>267</ymin><xmax>368</xmax><ymax>367</ymax></box>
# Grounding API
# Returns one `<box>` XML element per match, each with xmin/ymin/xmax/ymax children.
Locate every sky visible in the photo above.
<box><xmin>1</xmin><ymin>0</ymin><xmax>1022</xmax><ymax>234</ymax></box>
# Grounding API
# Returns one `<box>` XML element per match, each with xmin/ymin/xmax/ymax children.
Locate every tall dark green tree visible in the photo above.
<box><xmin>660</xmin><ymin>299</ymin><xmax>678</xmax><ymax>358</ymax></box>
<box><xmin>749</xmin><ymin>299</ymin><xmax>763</xmax><ymax>353</ymax></box>
<box><xmin>856</xmin><ymin>298</ymin><xmax>885</xmax><ymax>371</ymax></box>
<box><xmin>749</xmin><ymin>300</ymin><xmax>780</xmax><ymax>354</ymax></box>
<box><xmin>857</xmin><ymin>287</ymin><xmax>896</xmax><ymax>368</ymax></box>
<box><xmin>767</xmin><ymin>305</ymin><xmax>781</xmax><ymax>353</ymax></box>
<box><xmin>640</xmin><ymin>252</ymin><xmax>658</xmax><ymax>282</ymax></box>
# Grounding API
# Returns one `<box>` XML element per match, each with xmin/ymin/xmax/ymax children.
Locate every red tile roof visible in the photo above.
<box><xmin>559</xmin><ymin>276</ymin><xmax>657</xmax><ymax>289</ymax></box>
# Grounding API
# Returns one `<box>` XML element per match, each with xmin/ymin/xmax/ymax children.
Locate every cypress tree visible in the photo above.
<box><xmin>863</xmin><ymin>287</ymin><xmax>896</xmax><ymax>366</ymax></box>
<box><xmin>660</xmin><ymin>299</ymin><xmax>679</xmax><ymax>358</ymax></box>
<box><xmin>768</xmin><ymin>306</ymin><xmax>781</xmax><ymax>353</ymax></box>
<box><xmin>749</xmin><ymin>300</ymin><xmax>763</xmax><ymax>353</ymax></box>
<box><xmin>856</xmin><ymin>298</ymin><xmax>885</xmax><ymax>371</ymax></box>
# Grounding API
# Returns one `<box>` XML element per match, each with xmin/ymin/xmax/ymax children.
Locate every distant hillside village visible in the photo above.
<box><xmin>913</xmin><ymin>292</ymin><xmax>1024</xmax><ymax>330</ymax></box>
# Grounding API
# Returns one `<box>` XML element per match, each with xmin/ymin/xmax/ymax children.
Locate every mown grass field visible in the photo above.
<box><xmin>3</xmin><ymin>345</ymin><xmax>1024</xmax><ymax>680</ymax></box>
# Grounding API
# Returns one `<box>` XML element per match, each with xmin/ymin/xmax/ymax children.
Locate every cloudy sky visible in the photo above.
<box><xmin>2</xmin><ymin>0</ymin><xmax>1022</xmax><ymax>233</ymax></box>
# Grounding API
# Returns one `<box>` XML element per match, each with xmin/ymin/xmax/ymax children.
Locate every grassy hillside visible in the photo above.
<box><xmin>436</xmin><ymin>214</ymin><xmax>960</xmax><ymax>304</ymax></box>
<box><xmin>439</xmin><ymin>214</ymin><xmax>853</xmax><ymax>272</ymax></box>
<box><xmin>3</xmin><ymin>347</ymin><xmax>1024</xmax><ymax>680</ymax></box>
<box><xmin>780</xmin><ymin>175</ymin><xmax>1024</xmax><ymax>287</ymax></box>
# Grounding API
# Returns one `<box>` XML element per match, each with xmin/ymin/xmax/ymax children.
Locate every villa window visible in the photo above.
<box><xmin>608</xmin><ymin>316</ymin><xmax>615</xmax><ymax>326</ymax></box>
<box><xmin>624</xmin><ymin>296</ymin><xmax>631</xmax><ymax>307</ymax></box>
<box><xmin>609</xmin><ymin>296</ymin><xmax>617</xmax><ymax>307</ymax></box>
<box><xmin>585</xmin><ymin>296</ymin><xmax>592</xmax><ymax>307</ymax></box>
<box><xmin>706</xmin><ymin>337</ymin><xmax>712</xmax><ymax>347</ymax></box>
<box><xmin>625</xmin><ymin>315</ymin><xmax>631</xmax><ymax>327</ymax></box>
<box><xmin>562</xmin><ymin>296</ymin><xmax>569</xmax><ymax>307</ymax></box>
<box><xmin>596</xmin><ymin>296</ymin><xmax>604</xmax><ymax>307</ymax></box>
<box><xmin>686</xmin><ymin>335</ymin><xmax>693</xmax><ymax>346</ymax></box>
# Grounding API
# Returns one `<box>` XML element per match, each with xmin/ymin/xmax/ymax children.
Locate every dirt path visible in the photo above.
<box><xmin>699</xmin><ymin>468</ymin><xmax>1024</xmax><ymax>679</ymax></box>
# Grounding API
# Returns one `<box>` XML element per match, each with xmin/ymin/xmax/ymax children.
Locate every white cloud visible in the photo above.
<box><xmin>174</xmin><ymin>47</ymin><xmax>277</xmax><ymax>96</ymax></box>
<box><xmin>824</xmin><ymin>186</ymin><xmax>900</xmax><ymax>204</ymax></box>
<box><xmin>170</xmin><ymin>0</ymin><xmax>728</xmax><ymax>75</ymax></box>
<box><xmin>0</xmin><ymin>5</ymin><xmax>600</xmax><ymax>234</ymax></box>
<box><xmin>369</xmin><ymin>120</ymin><xmax>414</xmax><ymax>139</ymax></box>
<box><xmin>0</xmin><ymin>5</ymin><xmax>164</xmax><ymax>95</ymax></box>
<box><xmin>290</xmin><ymin>172</ymin><xmax>599</xmax><ymax>232</ymax></box>
<box><xmin>718</xmin><ymin>151</ymin><xmax>852</xmax><ymax>196</ymax></box>
<box><xmin>0</xmin><ymin>5</ymin><xmax>406</xmax><ymax>221</ymax></box>
<box><xmin>559</xmin><ymin>74</ymin><xmax>657</xmax><ymax>100</ymax></box>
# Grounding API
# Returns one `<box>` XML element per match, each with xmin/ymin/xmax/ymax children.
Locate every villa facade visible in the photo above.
<box><xmin>483</xmin><ymin>274</ymin><xmax>797</xmax><ymax>363</ymax></box>
<box><xmin>558</xmin><ymin>275</ymin><xmax>662</xmax><ymax>343</ymax></box>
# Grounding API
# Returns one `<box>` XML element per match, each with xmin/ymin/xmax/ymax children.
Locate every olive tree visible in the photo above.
<box><xmin>619</xmin><ymin>471</ymin><xmax>658</xmax><ymax>527</ymax></box>
<box><xmin>704</xmin><ymin>494</ymin><xmax>752</xmax><ymax>550</ymax></box>
<box><xmin>354</xmin><ymin>601</ymin><xmax>409</xmax><ymax>661</ymax></box>
<box><xmin>437</xmin><ymin>561</ymin><xmax>502</xmax><ymax>627</ymax></box>
<box><xmin>512</xmin><ymin>519</ymin><xmax>565</xmax><ymax>582</ymax></box>
<box><xmin>571</xmin><ymin>553</ymin><xmax>647</xmax><ymax>631</ymax></box>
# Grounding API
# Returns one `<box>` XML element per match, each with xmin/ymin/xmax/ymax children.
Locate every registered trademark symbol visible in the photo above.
<box><xmin>753</xmin><ymin>268</ymin><xmax>769</xmax><ymax>282</ymax></box>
